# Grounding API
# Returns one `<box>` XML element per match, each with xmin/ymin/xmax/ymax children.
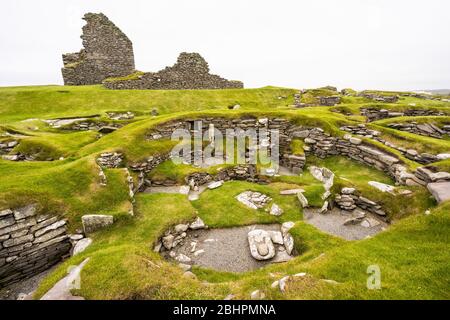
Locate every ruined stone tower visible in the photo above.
<box><xmin>61</xmin><ymin>13</ymin><xmax>135</xmax><ymax>85</ymax></box>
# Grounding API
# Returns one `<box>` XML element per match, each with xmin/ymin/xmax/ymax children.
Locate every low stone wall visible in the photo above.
<box><xmin>334</xmin><ymin>188</ymin><xmax>386</xmax><ymax>217</ymax></box>
<box><xmin>0</xmin><ymin>140</ymin><xmax>18</xmax><ymax>155</ymax></box>
<box><xmin>318</xmin><ymin>96</ymin><xmax>341</xmax><ymax>106</ymax></box>
<box><xmin>0</xmin><ymin>205</ymin><xmax>71</xmax><ymax>288</ymax></box>
<box><xmin>107</xmin><ymin>116</ymin><xmax>449</xmax><ymax>200</ymax></box>
<box><xmin>387</xmin><ymin>122</ymin><xmax>449</xmax><ymax>139</ymax></box>
<box><xmin>359</xmin><ymin>93</ymin><xmax>399</xmax><ymax>103</ymax></box>
<box><xmin>103</xmin><ymin>52</ymin><xmax>243</xmax><ymax>90</ymax></box>
<box><xmin>141</xmin><ymin>116</ymin><xmax>416</xmax><ymax>186</ymax></box>
<box><xmin>361</xmin><ymin>108</ymin><xmax>446</xmax><ymax>122</ymax></box>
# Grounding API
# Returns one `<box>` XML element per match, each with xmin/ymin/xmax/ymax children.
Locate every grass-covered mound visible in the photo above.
<box><xmin>0</xmin><ymin>85</ymin><xmax>448</xmax><ymax>300</ymax></box>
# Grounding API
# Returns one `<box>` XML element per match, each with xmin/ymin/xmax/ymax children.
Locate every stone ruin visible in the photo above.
<box><xmin>103</xmin><ymin>52</ymin><xmax>244</xmax><ymax>90</ymax></box>
<box><xmin>62</xmin><ymin>13</ymin><xmax>243</xmax><ymax>90</ymax></box>
<box><xmin>61</xmin><ymin>13</ymin><xmax>135</xmax><ymax>85</ymax></box>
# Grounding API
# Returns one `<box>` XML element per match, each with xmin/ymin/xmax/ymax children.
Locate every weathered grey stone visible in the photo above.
<box><xmin>283</xmin><ymin>233</ymin><xmax>294</xmax><ymax>255</ymax></box>
<box><xmin>62</xmin><ymin>13</ymin><xmax>135</xmax><ymax>85</ymax></box>
<box><xmin>250</xmin><ymin>290</ymin><xmax>265</xmax><ymax>300</ymax></box>
<box><xmin>104</xmin><ymin>52</ymin><xmax>243</xmax><ymax>90</ymax></box>
<box><xmin>427</xmin><ymin>182</ymin><xmax>450</xmax><ymax>203</ymax></box>
<box><xmin>269</xmin><ymin>203</ymin><xmax>283</xmax><ymax>216</ymax></box>
<box><xmin>281</xmin><ymin>221</ymin><xmax>295</xmax><ymax>235</ymax></box>
<box><xmin>162</xmin><ymin>234</ymin><xmax>175</xmax><ymax>250</ymax></box>
<box><xmin>3</xmin><ymin>234</ymin><xmax>34</xmax><ymax>248</ymax></box>
<box><xmin>72</xmin><ymin>238</ymin><xmax>93</xmax><ymax>256</ymax></box>
<box><xmin>33</xmin><ymin>227</ymin><xmax>66</xmax><ymax>244</ymax></box>
<box><xmin>81</xmin><ymin>215</ymin><xmax>114</xmax><ymax>234</ymax></box>
<box><xmin>280</xmin><ymin>189</ymin><xmax>305</xmax><ymax>195</ymax></box>
<box><xmin>296</xmin><ymin>192</ymin><xmax>309</xmax><ymax>208</ymax></box>
<box><xmin>0</xmin><ymin>209</ymin><xmax>13</xmax><ymax>217</ymax></box>
<box><xmin>207</xmin><ymin>180</ymin><xmax>224</xmax><ymax>189</ymax></box>
<box><xmin>268</xmin><ymin>231</ymin><xmax>284</xmax><ymax>245</ymax></box>
<box><xmin>0</xmin><ymin>217</ymin><xmax>36</xmax><ymax>236</ymax></box>
<box><xmin>34</xmin><ymin>220</ymin><xmax>66</xmax><ymax>237</ymax></box>
<box><xmin>247</xmin><ymin>229</ymin><xmax>275</xmax><ymax>260</ymax></box>
<box><xmin>0</xmin><ymin>216</ymin><xmax>15</xmax><ymax>229</ymax></box>
<box><xmin>189</xmin><ymin>217</ymin><xmax>206</xmax><ymax>230</ymax></box>
<box><xmin>13</xmin><ymin>204</ymin><xmax>37</xmax><ymax>220</ymax></box>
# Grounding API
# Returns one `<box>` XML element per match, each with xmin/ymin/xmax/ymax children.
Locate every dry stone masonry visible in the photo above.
<box><xmin>361</xmin><ymin>107</ymin><xmax>446</xmax><ymax>122</ymax></box>
<box><xmin>103</xmin><ymin>52</ymin><xmax>243</xmax><ymax>90</ymax></box>
<box><xmin>0</xmin><ymin>205</ymin><xmax>71</xmax><ymax>287</ymax></box>
<box><xmin>62</xmin><ymin>13</ymin><xmax>135</xmax><ymax>85</ymax></box>
<box><xmin>335</xmin><ymin>188</ymin><xmax>387</xmax><ymax>217</ymax></box>
<box><xmin>387</xmin><ymin>122</ymin><xmax>449</xmax><ymax>139</ymax></box>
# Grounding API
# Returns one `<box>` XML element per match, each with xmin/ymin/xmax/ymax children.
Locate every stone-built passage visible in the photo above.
<box><xmin>61</xmin><ymin>13</ymin><xmax>135</xmax><ymax>85</ymax></box>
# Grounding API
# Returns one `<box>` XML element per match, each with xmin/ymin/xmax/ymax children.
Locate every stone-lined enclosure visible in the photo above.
<box><xmin>122</xmin><ymin>116</ymin><xmax>450</xmax><ymax>196</ymax></box>
<box><xmin>62</xmin><ymin>13</ymin><xmax>243</xmax><ymax>90</ymax></box>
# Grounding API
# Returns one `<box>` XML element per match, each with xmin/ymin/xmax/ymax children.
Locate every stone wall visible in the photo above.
<box><xmin>335</xmin><ymin>187</ymin><xmax>387</xmax><ymax>217</ymax></box>
<box><xmin>387</xmin><ymin>122</ymin><xmax>449</xmax><ymax>139</ymax></box>
<box><xmin>140</xmin><ymin>116</ymin><xmax>415</xmax><ymax>185</ymax></box>
<box><xmin>103</xmin><ymin>52</ymin><xmax>243</xmax><ymax>90</ymax></box>
<box><xmin>359</xmin><ymin>93</ymin><xmax>399</xmax><ymax>103</ymax></box>
<box><xmin>361</xmin><ymin>108</ymin><xmax>446</xmax><ymax>122</ymax></box>
<box><xmin>0</xmin><ymin>205</ymin><xmax>71</xmax><ymax>288</ymax></box>
<box><xmin>123</xmin><ymin>115</ymin><xmax>448</xmax><ymax>200</ymax></box>
<box><xmin>62</xmin><ymin>13</ymin><xmax>135</xmax><ymax>85</ymax></box>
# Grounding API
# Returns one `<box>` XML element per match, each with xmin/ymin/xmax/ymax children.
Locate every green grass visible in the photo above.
<box><xmin>0</xmin><ymin>84</ymin><xmax>448</xmax><ymax>300</ymax></box>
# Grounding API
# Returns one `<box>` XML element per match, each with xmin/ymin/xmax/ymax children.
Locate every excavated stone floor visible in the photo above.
<box><xmin>162</xmin><ymin>224</ymin><xmax>294</xmax><ymax>273</ymax></box>
<box><xmin>303</xmin><ymin>208</ymin><xmax>388</xmax><ymax>240</ymax></box>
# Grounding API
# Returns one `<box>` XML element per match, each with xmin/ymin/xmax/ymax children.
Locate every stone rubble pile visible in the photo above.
<box><xmin>0</xmin><ymin>204</ymin><xmax>71</xmax><ymax>287</ymax></box>
<box><xmin>236</xmin><ymin>191</ymin><xmax>272</xmax><ymax>209</ymax></box>
<box><xmin>154</xmin><ymin>217</ymin><xmax>206</xmax><ymax>255</ymax></box>
<box><xmin>96</xmin><ymin>152</ymin><xmax>123</xmax><ymax>168</ymax></box>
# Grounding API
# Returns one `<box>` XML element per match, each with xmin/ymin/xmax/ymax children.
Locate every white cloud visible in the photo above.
<box><xmin>0</xmin><ymin>0</ymin><xmax>449</xmax><ymax>90</ymax></box>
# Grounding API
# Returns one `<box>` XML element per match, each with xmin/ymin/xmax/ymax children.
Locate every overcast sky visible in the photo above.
<box><xmin>1</xmin><ymin>0</ymin><xmax>449</xmax><ymax>90</ymax></box>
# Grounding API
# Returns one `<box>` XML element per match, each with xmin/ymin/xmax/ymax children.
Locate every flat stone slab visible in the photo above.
<box><xmin>40</xmin><ymin>258</ymin><xmax>89</xmax><ymax>300</ymax></box>
<box><xmin>427</xmin><ymin>182</ymin><xmax>450</xmax><ymax>203</ymax></box>
<box><xmin>304</xmin><ymin>208</ymin><xmax>387</xmax><ymax>240</ymax></box>
<box><xmin>163</xmin><ymin>224</ymin><xmax>294</xmax><ymax>272</ymax></box>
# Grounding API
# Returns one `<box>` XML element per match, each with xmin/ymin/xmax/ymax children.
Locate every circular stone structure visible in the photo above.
<box><xmin>161</xmin><ymin>224</ymin><xmax>295</xmax><ymax>273</ymax></box>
